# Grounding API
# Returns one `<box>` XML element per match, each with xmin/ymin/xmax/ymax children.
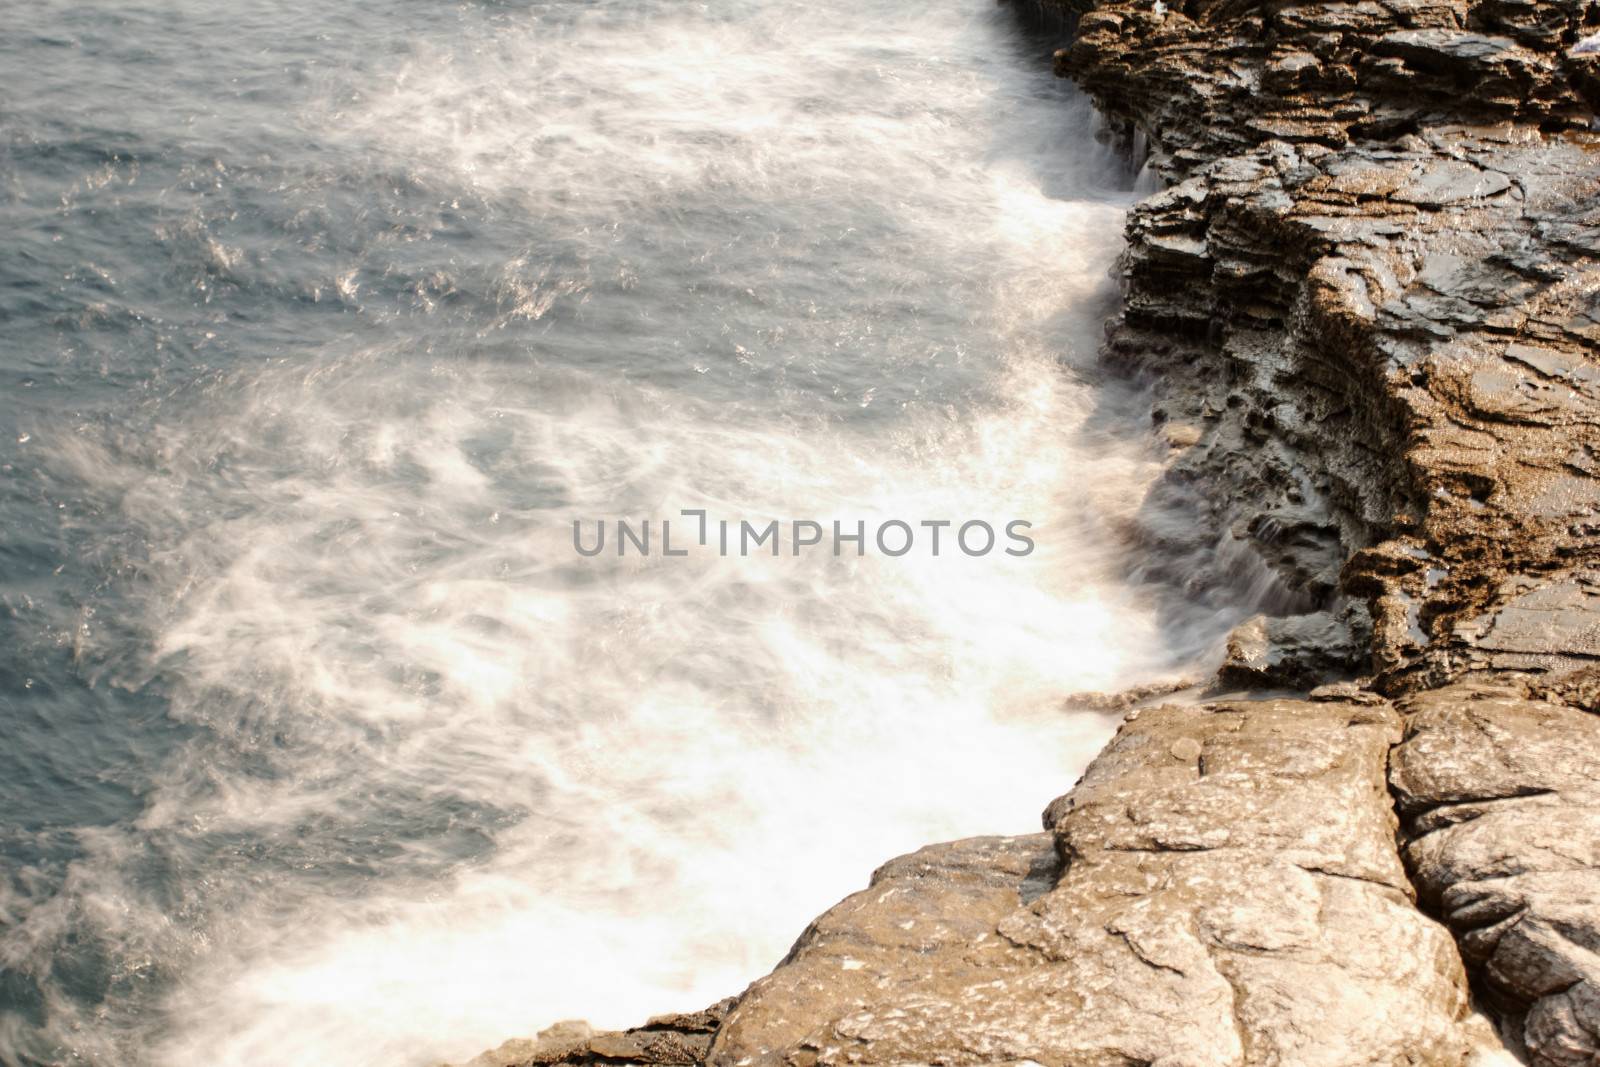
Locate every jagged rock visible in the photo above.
<box><xmin>1051</xmin><ymin>0</ymin><xmax>1597</xmax><ymax>182</ymax></box>
<box><xmin>1391</xmin><ymin>679</ymin><xmax>1600</xmax><ymax>1067</ymax></box>
<box><xmin>1060</xmin><ymin>675</ymin><xmax>1198</xmax><ymax>711</ymax></box>
<box><xmin>1529</xmin><ymin>662</ymin><xmax>1600</xmax><ymax>712</ymax></box>
<box><xmin>1033</xmin><ymin>1</ymin><xmax>1600</xmax><ymax>1050</ymax></box>
<box><xmin>458</xmin><ymin>1003</ymin><xmax>733</xmax><ymax>1067</ymax></box>
<box><xmin>1029</xmin><ymin>0</ymin><xmax>1600</xmax><ymax>694</ymax></box>
<box><xmin>1218</xmin><ymin>608</ymin><xmax>1368</xmax><ymax>687</ymax></box>
<box><xmin>1309</xmin><ymin>678</ymin><xmax>1388</xmax><ymax>703</ymax></box>
<box><xmin>707</xmin><ymin>698</ymin><xmax>1478</xmax><ymax>1066</ymax></box>
<box><xmin>1122</xmin><ymin>125</ymin><xmax>1600</xmax><ymax>690</ymax></box>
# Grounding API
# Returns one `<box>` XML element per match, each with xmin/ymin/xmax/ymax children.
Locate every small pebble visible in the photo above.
<box><xmin>1170</xmin><ymin>737</ymin><xmax>1203</xmax><ymax>761</ymax></box>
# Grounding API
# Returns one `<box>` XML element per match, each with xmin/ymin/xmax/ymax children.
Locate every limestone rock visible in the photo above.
<box><xmin>1391</xmin><ymin>679</ymin><xmax>1600</xmax><ymax>1067</ymax></box>
<box><xmin>709</xmin><ymin>698</ymin><xmax>1477</xmax><ymax>1066</ymax></box>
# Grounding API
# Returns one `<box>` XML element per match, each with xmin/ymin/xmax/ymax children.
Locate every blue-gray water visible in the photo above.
<box><xmin>0</xmin><ymin>2</ymin><xmax>1224</xmax><ymax>1064</ymax></box>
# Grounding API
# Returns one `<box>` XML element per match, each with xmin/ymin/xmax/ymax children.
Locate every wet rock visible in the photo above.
<box><xmin>1391</xmin><ymin>679</ymin><xmax>1600</xmax><ymax>1067</ymax></box>
<box><xmin>708</xmin><ymin>699</ymin><xmax>1478</xmax><ymax>1066</ymax></box>
<box><xmin>1219</xmin><ymin>609</ymin><xmax>1368</xmax><ymax>687</ymax></box>
<box><xmin>459</xmin><ymin>1002</ymin><xmax>733</xmax><ymax>1067</ymax></box>
<box><xmin>1060</xmin><ymin>675</ymin><xmax>1197</xmax><ymax>711</ymax></box>
<box><xmin>1034</xmin><ymin>0</ymin><xmax>1600</xmax><ymax>695</ymax></box>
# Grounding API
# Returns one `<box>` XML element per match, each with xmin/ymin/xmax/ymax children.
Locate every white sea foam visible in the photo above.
<box><xmin>5</xmin><ymin>2</ymin><xmax>1239</xmax><ymax>1065</ymax></box>
<box><xmin>136</xmin><ymin>297</ymin><xmax>1166</xmax><ymax>1067</ymax></box>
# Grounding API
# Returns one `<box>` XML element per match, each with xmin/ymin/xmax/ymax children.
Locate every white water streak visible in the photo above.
<box><xmin>11</xmin><ymin>3</ymin><xmax>1220</xmax><ymax>1065</ymax></box>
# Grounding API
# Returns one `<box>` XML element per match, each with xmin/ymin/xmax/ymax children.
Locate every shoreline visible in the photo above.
<box><xmin>458</xmin><ymin>1</ymin><xmax>1600</xmax><ymax>1063</ymax></box>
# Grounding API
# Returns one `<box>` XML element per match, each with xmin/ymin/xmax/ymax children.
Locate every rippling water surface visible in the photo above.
<box><xmin>1</xmin><ymin>2</ymin><xmax>1227</xmax><ymax>1063</ymax></box>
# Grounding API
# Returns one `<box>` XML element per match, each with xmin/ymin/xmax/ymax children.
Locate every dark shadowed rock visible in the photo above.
<box><xmin>1219</xmin><ymin>608</ymin><xmax>1368</xmax><ymax>687</ymax></box>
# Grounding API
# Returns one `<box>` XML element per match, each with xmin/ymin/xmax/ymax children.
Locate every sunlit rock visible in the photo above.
<box><xmin>708</xmin><ymin>698</ymin><xmax>1478</xmax><ymax>1066</ymax></box>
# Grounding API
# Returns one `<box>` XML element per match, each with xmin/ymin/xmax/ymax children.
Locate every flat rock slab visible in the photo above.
<box><xmin>710</xmin><ymin>698</ymin><xmax>1476</xmax><ymax>1067</ymax></box>
<box><xmin>1392</xmin><ymin>679</ymin><xmax>1600</xmax><ymax>1067</ymax></box>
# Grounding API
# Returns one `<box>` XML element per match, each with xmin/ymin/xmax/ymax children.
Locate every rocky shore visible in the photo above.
<box><xmin>460</xmin><ymin>1</ymin><xmax>1600</xmax><ymax>1064</ymax></box>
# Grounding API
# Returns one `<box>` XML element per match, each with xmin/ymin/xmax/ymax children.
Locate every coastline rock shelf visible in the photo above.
<box><xmin>461</xmin><ymin>0</ymin><xmax>1600</xmax><ymax>1063</ymax></box>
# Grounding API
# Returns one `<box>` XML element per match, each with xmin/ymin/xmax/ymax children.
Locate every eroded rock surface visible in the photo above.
<box><xmin>708</xmin><ymin>698</ymin><xmax>1476</xmax><ymax>1066</ymax></box>
<box><xmin>457</xmin><ymin>1002</ymin><xmax>734</xmax><ymax>1067</ymax></box>
<box><xmin>1037</xmin><ymin>0</ymin><xmax>1600</xmax><ymax>696</ymax></box>
<box><xmin>1027</xmin><ymin>0</ymin><xmax>1600</xmax><ymax>1055</ymax></box>
<box><xmin>1111</xmin><ymin>125</ymin><xmax>1600</xmax><ymax>692</ymax></box>
<box><xmin>1055</xmin><ymin>0</ymin><xmax>1599</xmax><ymax>179</ymax></box>
<box><xmin>1392</xmin><ymin>678</ymin><xmax>1600</xmax><ymax>1067</ymax></box>
<box><xmin>1218</xmin><ymin>608</ymin><xmax>1369</xmax><ymax>686</ymax></box>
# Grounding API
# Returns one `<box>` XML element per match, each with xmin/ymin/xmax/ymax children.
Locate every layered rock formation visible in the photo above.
<box><xmin>1057</xmin><ymin>0</ymin><xmax>1600</xmax><ymax>692</ymax></box>
<box><xmin>460</xmin><ymin>2</ymin><xmax>1600</xmax><ymax>1064</ymax></box>
<box><xmin>1037</xmin><ymin>2</ymin><xmax>1600</xmax><ymax>1057</ymax></box>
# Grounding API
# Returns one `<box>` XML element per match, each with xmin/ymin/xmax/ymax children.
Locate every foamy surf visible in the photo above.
<box><xmin>0</xmin><ymin>1</ymin><xmax>1239</xmax><ymax>1064</ymax></box>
